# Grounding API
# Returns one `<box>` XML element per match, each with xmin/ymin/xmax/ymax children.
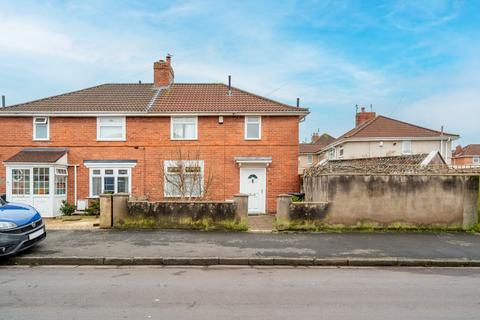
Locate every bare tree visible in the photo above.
<box><xmin>162</xmin><ymin>147</ymin><xmax>215</xmax><ymax>201</ymax></box>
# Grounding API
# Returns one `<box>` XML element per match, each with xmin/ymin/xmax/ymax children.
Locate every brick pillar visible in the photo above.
<box><xmin>99</xmin><ymin>194</ymin><xmax>113</xmax><ymax>228</ymax></box>
<box><xmin>112</xmin><ymin>193</ymin><xmax>130</xmax><ymax>226</ymax></box>
<box><xmin>233</xmin><ymin>193</ymin><xmax>248</xmax><ymax>222</ymax></box>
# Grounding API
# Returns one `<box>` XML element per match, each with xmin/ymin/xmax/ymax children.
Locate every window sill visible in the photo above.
<box><xmin>96</xmin><ymin>139</ymin><xmax>127</xmax><ymax>142</ymax></box>
<box><xmin>33</xmin><ymin>139</ymin><xmax>50</xmax><ymax>142</ymax></box>
<box><xmin>170</xmin><ymin>138</ymin><xmax>198</xmax><ymax>141</ymax></box>
<box><xmin>244</xmin><ymin>138</ymin><xmax>262</xmax><ymax>141</ymax></box>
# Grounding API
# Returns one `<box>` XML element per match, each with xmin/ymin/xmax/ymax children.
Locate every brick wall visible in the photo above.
<box><xmin>0</xmin><ymin>115</ymin><xmax>300</xmax><ymax>214</ymax></box>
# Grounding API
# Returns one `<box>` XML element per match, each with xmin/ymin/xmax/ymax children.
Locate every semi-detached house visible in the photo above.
<box><xmin>0</xmin><ymin>56</ymin><xmax>309</xmax><ymax>217</ymax></box>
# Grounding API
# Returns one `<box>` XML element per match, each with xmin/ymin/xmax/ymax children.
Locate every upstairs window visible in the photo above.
<box><xmin>245</xmin><ymin>116</ymin><xmax>261</xmax><ymax>140</ymax></box>
<box><xmin>339</xmin><ymin>146</ymin><xmax>344</xmax><ymax>158</ymax></box>
<box><xmin>402</xmin><ymin>140</ymin><xmax>412</xmax><ymax>154</ymax></box>
<box><xmin>97</xmin><ymin>117</ymin><xmax>126</xmax><ymax>141</ymax></box>
<box><xmin>473</xmin><ymin>157</ymin><xmax>480</xmax><ymax>164</ymax></box>
<box><xmin>33</xmin><ymin>117</ymin><xmax>49</xmax><ymax>140</ymax></box>
<box><xmin>171</xmin><ymin>117</ymin><xmax>197</xmax><ymax>140</ymax></box>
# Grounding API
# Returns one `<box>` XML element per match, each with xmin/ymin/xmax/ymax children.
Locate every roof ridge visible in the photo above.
<box><xmin>228</xmin><ymin>84</ymin><xmax>309</xmax><ymax>112</ymax></box>
<box><xmin>376</xmin><ymin>115</ymin><xmax>458</xmax><ymax>137</ymax></box>
<box><xmin>2</xmin><ymin>84</ymin><xmax>114</xmax><ymax>109</ymax></box>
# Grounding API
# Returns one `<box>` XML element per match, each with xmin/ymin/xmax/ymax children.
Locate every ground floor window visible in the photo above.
<box><xmin>33</xmin><ymin>168</ymin><xmax>50</xmax><ymax>195</ymax></box>
<box><xmin>164</xmin><ymin>160</ymin><xmax>204</xmax><ymax>198</ymax></box>
<box><xmin>89</xmin><ymin>168</ymin><xmax>131</xmax><ymax>197</ymax></box>
<box><xmin>12</xmin><ymin>169</ymin><xmax>30</xmax><ymax>195</ymax></box>
<box><xmin>55</xmin><ymin>168</ymin><xmax>68</xmax><ymax>195</ymax></box>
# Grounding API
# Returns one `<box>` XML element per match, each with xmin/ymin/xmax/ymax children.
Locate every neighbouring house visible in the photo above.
<box><xmin>323</xmin><ymin>107</ymin><xmax>459</xmax><ymax>164</ymax></box>
<box><xmin>309</xmin><ymin>151</ymin><xmax>447</xmax><ymax>175</ymax></box>
<box><xmin>298</xmin><ymin>133</ymin><xmax>335</xmax><ymax>174</ymax></box>
<box><xmin>0</xmin><ymin>55</ymin><xmax>309</xmax><ymax>217</ymax></box>
<box><xmin>452</xmin><ymin>144</ymin><xmax>480</xmax><ymax>167</ymax></box>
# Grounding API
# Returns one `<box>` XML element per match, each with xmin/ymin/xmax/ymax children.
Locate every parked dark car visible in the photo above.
<box><xmin>0</xmin><ymin>197</ymin><xmax>46</xmax><ymax>257</ymax></box>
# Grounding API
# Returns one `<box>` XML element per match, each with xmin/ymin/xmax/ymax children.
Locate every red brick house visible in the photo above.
<box><xmin>0</xmin><ymin>56</ymin><xmax>308</xmax><ymax>217</ymax></box>
<box><xmin>452</xmin><ymin>144</ymin><xmax>480</xmax><ymax>166</ymax></box>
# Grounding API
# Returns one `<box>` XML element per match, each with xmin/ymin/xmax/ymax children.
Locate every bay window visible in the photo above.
<box><xmin>97</xmin><ymin>117</ymin><xmax>126</xmax><ymax>141</ymax></box>
<box><xmin>55</xmin><ymin>168</ymin><xmax>68</xmax><ymax>195</ymax></box>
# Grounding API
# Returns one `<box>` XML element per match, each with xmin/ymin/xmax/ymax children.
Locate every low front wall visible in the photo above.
<box><xmin>278</xmin><ymin>174</ymin><xmax>480</xmax><ymax>230</ymax></box>
<box><xmin>100</xmin><ymin>193</ymin><xmax>248</xmax><ymax>230</ymax></box>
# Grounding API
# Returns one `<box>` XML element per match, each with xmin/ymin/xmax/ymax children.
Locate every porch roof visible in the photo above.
<box><xmin>4</xmin><ymin>148</ymin><xmax>68</xmax><ymax>164</ymax></box>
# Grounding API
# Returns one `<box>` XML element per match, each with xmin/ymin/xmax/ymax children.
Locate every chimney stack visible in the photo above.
<box><xmin>153</xmin><ymin>54</ymin><xmax>174</xmax><ymax>87</ymax></box>
<box><xmin>355</xmin><ymin>106</ymin><xmax>376</xmax><ymax>127</ymax></box>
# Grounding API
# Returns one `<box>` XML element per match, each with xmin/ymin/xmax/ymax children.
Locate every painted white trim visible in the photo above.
<box><xmin>306</xmin><ymin>154</ymin><xmax>313</xmax><ymax>165</ymax></box>
<box><xmin>244</xmin><ymin>116</ymin><xmax>262</xmax><ymax>140</ymax></box>
<box><xmin>170</xmin><ymin>116</ymin><xmax>198</xmax><ymax>140</ymax></box>
<box><xmin>240</xmin><ymin>167</ymin><xmax>267</xmax><ymax>214</ymax></box>
<box><xmin>420</xmin><ymin>151</ymin><xmax>438</xmax><ymax>166</ymax></box>
<box><xmin>96</xmin><ymin>116</ymin><xmax>126</xmax><ymax>141</ymax></box>
<box><xmin>84</xmin><ymin>162</ymin><xmax>137</xmax><ymax>169</ymax></box>
<box><xmin>33</xmin><ymin>116</ymin><xmax>50</xmax><ymax>141</ymax></box>
<box><xmin>88</xmin><ymin>167</ymin><xmax>133</xmax><ymax>198</ymax></box>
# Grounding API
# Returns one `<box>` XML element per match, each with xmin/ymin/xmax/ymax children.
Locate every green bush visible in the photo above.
<box><xmin>85</xmin><ymin>200</ymin><xmax>100</xmax><ymax>216</ymax></box>
<box><xmin>59</xmin><ymin>200</ymin><xmax>76</xmax><ymax>216</ymax></box>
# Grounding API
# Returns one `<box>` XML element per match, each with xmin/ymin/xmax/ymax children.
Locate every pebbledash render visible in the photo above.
<box><xmin>0</xmin><ymin>56</ymin><xmax>309</xmax><ymax>217</ymax></box>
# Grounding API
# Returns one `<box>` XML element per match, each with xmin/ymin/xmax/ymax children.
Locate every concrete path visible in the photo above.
<box><xmin>2</xmin><ymin>230</ymin><xmax>480</xmax><ymax>266</ymax></box>
<box><xmin>1</xmin><ymin>266</ymin><xmax>480</xmax><ymax>319</ymax></box>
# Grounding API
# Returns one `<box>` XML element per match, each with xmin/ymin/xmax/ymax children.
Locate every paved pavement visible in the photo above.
<box><xmin>4</xmin><ymin>229</ymin><xmax>480</xmax><ymax>262</ymax></box>
<box><xmin>1</xmin><ymin>266</ymin><xmax>480</xmax><ymax>319</ymax></box>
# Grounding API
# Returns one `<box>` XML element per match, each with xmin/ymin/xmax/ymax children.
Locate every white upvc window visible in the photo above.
<box><xmin>55</xmin><ymin>168</ymin><xmax>68</xmax><ymax>196</ymax></box>
<box><xmin>33</xmin><ymin>117</ymin><xmax>49</xmax><ymax>140</ymax></box>
<box><xmin>164</xmin><ymin>160</ymin><xmax>204</xmax><ymax>197</ymax></box>
<box><xmin>12</xmin><ymin>169</ymin><xmax>31</xmax><ymax>195</ymax></box>
<box><xmin>402</xmin><ymin>140</ymin><xmax>412</xmax><ymax>154</ymax></box>
<box><xmin>97</xmin><ymin>117</ymin><xmax>126</xmax><ymax>141</ymax></box>
<box><xmin>245</xmin><ymin>116</ymin><xmax>261</xmax><ymax>140</ymax></box>
<box><xmin>89</xmin><ymin>168</ymin><xmax>131</xmax><ymax>197</ymax></box>
<box><xmin>171</xmin><ymin>117</ymin><xmax>198</xmax><ymax>140</ymax></box>
<box><xmin>473</xmin><ymin>157</ymin><xmax>480</xmax><ymax>164</ymax></box>
<box><xmin>306</xmin><ymin>154</ymin><xmax>313</xmax><ymax>165</ymax></box>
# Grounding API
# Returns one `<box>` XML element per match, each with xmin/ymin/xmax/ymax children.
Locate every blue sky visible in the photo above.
<box><xmin>1</xmin><ymin>0</ymin><xmax>479</xmax><ymax>145</ymax></box>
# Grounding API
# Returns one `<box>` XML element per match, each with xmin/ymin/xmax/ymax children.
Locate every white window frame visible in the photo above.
<box><xmin>402</xmin><ymin>140</ymin><xmax>412</xmax><ymax>155</ymax></box>
<box><xmin>87</xmin><ymin>167</ymin><xmax>132</xmax><ymax>198</ymax></box>
<box><xmin>96</xmin><ymin>116</ymin><xmax>126</xmax><ymax>141</ymax></box>
<box><xmin>306</xmin><ymin>154</ymin><xmax>313</xmax><ymax>165</ymax></box>
<box><xmin>164</xmin><ymin>160</ymin><xmax>204</xmax><ymax>198</ymax></box>
<box><xmin>170</xmin><ymin>116</ymin><xmax>198</xmax><ymax>140</ymax></box>
<box><xmin>54</xmin><ymin>168</ymin><xmax>68</xmax><ymax>196</ymax></box>
<box><xmin>328</xmin><ymin>148</ymin><xmax>336</xmax><ymax>160</ymax></box>
<box><xmin>244</xmin><ymin>116</ymin><xmax>262</xmax><ymax>140</ymax></box>
<box><xmin>473</xmin><ymin>157</ymin><xmax>480</xmax><ymax>164</ymax></box>
<box><xmin>33</xmin><ymin>117</ymin><xmax>50</xmax><ymax>141</ymax></box>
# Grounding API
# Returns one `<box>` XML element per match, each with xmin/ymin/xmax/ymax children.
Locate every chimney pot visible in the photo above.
<box><xmin>1</xmin><ymin>95</ymin><xmax>5</xmax><ymax>108</ymax></box>
<box><xmin>296</xmin><ymin>97</ymin><xmax>300</xmax><ymax>107</ymax></box>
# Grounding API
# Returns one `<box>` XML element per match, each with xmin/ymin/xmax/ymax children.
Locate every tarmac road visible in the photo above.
<box><xmin>1</xmin><ymin>266</ymin><xmax>480</xmax><ymax>320</ymax></box>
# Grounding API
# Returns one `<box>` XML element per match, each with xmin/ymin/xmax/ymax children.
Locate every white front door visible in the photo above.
<box><xmin>240</xmin><ymin>167</ymin><xmax>266</xmax><ymax>214</ymax></box>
